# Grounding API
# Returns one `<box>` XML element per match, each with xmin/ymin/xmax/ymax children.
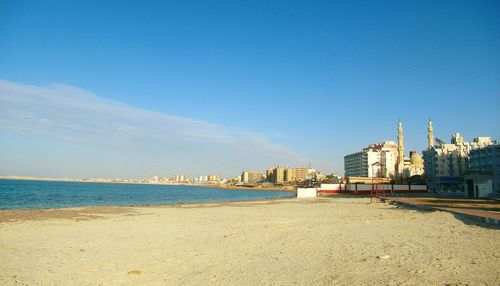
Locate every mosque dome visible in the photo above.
<box><xmin>410</xmin><ymin>152</ymin><xmax>424</xmax><ymax>169</ymax></box>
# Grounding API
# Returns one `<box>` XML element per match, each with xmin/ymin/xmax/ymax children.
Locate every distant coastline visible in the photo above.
<box><xmin>0</xmin><ymin>176</ymin><xmax>296</xmax><ymax>192</ymax></box>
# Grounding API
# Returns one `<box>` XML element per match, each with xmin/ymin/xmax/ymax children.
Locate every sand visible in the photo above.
<box><xmin>0</xmin><ymin>198</ymin><xmax>498</xmax><ymax>285</ymax></box>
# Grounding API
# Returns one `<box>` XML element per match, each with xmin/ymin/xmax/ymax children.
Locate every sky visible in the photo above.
<box><xmin>1</xmin><ymin>0</ymin><xmax>499</xmax><ymax>179</ymax></box>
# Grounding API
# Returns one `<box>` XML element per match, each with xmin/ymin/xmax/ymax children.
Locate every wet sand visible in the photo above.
<box><xmin>0</xmin><ymin>198</ymin><xmax>498</xmax><ymax>285</ymax></box>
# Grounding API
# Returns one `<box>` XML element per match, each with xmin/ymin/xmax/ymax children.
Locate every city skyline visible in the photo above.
<box><xmin>1</xmin><ymin>1</ymin><xmax>499</xmax><ymax>178</ymax></box>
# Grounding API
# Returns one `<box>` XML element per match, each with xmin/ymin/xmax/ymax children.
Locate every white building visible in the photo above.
<box><xmin>344</xmin><ymin>141</ymin><xmax>399</xmax><ymax>178</ymax></box>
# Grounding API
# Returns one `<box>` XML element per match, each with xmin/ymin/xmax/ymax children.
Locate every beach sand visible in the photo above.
<box><xmin>0</xmin><ymin>198</ymin><xmax>498</xmax><ymax>285</ymax></box>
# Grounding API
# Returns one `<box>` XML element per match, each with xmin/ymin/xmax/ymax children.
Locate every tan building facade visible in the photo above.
<box><xmin>241</xmin><ymin>171</ymin><xmax>263</xmax><ymax>183</ymax></box>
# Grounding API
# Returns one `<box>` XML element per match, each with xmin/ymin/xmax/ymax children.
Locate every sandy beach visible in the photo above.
<box><xmin>0</xmin><ymin>197</ymin><xmax>499</xmax><ymax>285</ymax></box>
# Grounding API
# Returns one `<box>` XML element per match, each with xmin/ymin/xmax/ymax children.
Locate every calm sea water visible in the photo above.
<box><xmin>0</xmin><ymin>179</ymin><xmax>294</xmax><ymax>210</ymax></box>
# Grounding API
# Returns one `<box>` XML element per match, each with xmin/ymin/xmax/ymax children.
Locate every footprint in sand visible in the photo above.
<box><xmin>127</xmin><ymin>270</ymin><xmax>143</xmax><ymax>276</ymax></box>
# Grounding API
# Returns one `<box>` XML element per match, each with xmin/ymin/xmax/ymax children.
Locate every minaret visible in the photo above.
<box><xmin>427</xmin><ymin>119</ymin><xmax>434</xmax><ymax>149</ymax></box>
<box><xmin>397</xmin><ymin>120</ymin><xmax>404</xmax><ymax>176</ymax></box>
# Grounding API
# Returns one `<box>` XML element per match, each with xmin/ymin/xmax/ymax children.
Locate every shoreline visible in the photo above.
<box><xmin>0</xmin><ymin>197</ymin><xmax>297</xmax><ymax>220</ymax></box>
<box><xmin>0</xmin><ymin>177</ymin><xmax>296</xmax><ymax>192</ymax></box>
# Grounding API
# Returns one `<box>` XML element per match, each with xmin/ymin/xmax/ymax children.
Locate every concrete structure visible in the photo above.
<box><xmin>469</xmin><ymin>144</ymin><xmax>500</xmax><ymax>195</ymax></box>
<box><xmin>423</xmin><ymin>121</ymin><xmax>495</xmax><ymax>193</ymax></box>
<box><xmin>464</xmin><ymin>172</ymin><xmax>494</xmax><ymax>198</ymax></box>
<box><xmin>241</xmin><ymin>171</ymin><xmax>263</xmax><ymax>183</ymax></box>
<box><xmin>297</xmin><ymin>183</ymin><xmax>427</xmax><ymax>198</ymax></box>
<box><xmin>297</xmin><ymin>187</ymin><xmax>317</xmax><ymax>198</ymax></box>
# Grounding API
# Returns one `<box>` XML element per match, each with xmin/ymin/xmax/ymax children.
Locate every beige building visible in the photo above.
<box><xmin>294</xmin><ymin>167</ymin><xmax>308</xmax><ymax>182</ymax></box>
<box><xmin>241</xmin><ymin>171</ymin><xmax>263</xmax><ymax>183</ymax></box>
<box><xmin>266</xmin><ymin>166</ymin><xmax>309</xmax><ymax>183</ymax></box>
<box><xmin>284</xmin><ymin>168</ymin><xmax>296</xmax><ymax>182</ymax></box>
<box><xmin>274</xmin><ymin>167</ymin><xmax>285</xmax><ymax>183</ymax></box>
<box><xmin>207</xmin><ymin>175</ymin><xmax>219</xmax><ymax>182</ymax></box>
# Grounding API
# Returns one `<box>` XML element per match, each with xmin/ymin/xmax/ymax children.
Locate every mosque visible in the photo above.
<box><xmin>344</xmin><ymin>120</ymin><xmax>424</xmax><ymax>182</ymax></box>
<box><xmin>396</xmin><ymin>120</ymin><xmax>425</xmax><ymax>181</ymax></box>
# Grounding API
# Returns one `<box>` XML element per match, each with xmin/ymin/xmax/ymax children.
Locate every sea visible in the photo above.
<box><xmin>0</xmin><ymin>179</ymin><xmax>295</xmax><ymax>210</ymax></box>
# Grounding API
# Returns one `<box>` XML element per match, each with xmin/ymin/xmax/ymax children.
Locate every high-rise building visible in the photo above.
<box><xmin>344</xmin><ymin>149</ymin><xmax>380</xmax><ymax>178</ymax></box>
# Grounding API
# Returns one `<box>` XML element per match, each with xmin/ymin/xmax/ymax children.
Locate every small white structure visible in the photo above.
<box><xmin>464</xmin><ymin>172</ymin><xmax>493</xmax><ymax>198</ymax></box>
<box><xmin>297</xmin><ymin>188</ymin><xmax>317</xmax><ymax>198</ymax></box>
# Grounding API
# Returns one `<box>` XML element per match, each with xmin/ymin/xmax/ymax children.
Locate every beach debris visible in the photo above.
<box><xmin>376</xmin><ymin>255</ymin><xmax>390</xmax><ymax>259</ymax></box>
<box><xmin>127</xmin><ymin>270</ymin><xmax>143</xmax><ymax>276</ymax></box>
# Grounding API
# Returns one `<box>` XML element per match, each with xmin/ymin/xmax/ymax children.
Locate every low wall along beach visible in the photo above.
<box><xmin>298</xmin><ymin>183</ymin><xmax>427</xmax><ymax>198</ymax></box>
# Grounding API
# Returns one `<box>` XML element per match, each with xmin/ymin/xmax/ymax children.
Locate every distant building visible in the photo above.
<box><xmin>469</xmin><ymin>144</ymin><xmax>500</xmax><ymax>195</ymax></box>
<box><xmin>294</xmin><ymin>167</ymin><xmax>308</xmax><ymax>182</ymax></box>
<box><xmin>195</xmin><ymin>176</ymin><xmax>208</xmax><ymax>183</ymax></box>
<box><xmin>344</xmin><ymin>142</ymin><xmax>398</xmax><ymax>178</ymax></box>
<box><xmin>423</xmin><ymin>120</ymin><xmax>495</xmax><ymax>193</ymax></box>
<box><xmin>284</xmin><ymin>168</ymin><xmax>296</xmax><ymax>182</ymax></box>
<box><xmin>265</xmin><ymin>168</ymin><xmax>274</xmax><ymax>181</ymax></box>
<box><xmin>273</xmin><ymin>167</ymin><xmax>285</xmax><ymax>183</ymax></box>
<box><xmin>241</xmin><ymin>171</ymin><xmax>263</xmax><ymax>183</ymax></box>
<box><xmin>207</xmin><ymin>175</ymin><xmax>219</xmax><ymax>182</ymax></box>
<box><xmin>266</xmin><ymin>166</ymin><xmax>309</xmax><ymax>183</ymax></box>
<box><xmin>172</xmin><ymin>174</ymin><xmax>187</xmax><ymax>182</ymax></box>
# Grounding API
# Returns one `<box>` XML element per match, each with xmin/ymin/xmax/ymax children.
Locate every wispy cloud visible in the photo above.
<box><xmin>0</xmin><ymin>80</ymin><xmax>305</xmax><ymax>177</ymax></box>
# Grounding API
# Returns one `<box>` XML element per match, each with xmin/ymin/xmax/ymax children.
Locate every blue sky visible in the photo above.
<box><xmin>1</xmin><ymin>0</ymin><xmax>499</xmax><ymax>178</ymax></box>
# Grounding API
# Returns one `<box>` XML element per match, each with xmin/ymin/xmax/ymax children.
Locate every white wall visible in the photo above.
<box><xmin>476</xmin><ymin>180</ymin><xmax>493</xmax><ymax>198</ymax></box>
<box><xmin>297</xmin><ymin>188</ymin><xmax>317</xmax><ymax>198</ymax></box>
<box><xmin>319</xmin><ymin>184</ymin><xmax>341</xmax><ymax>190</ymax></box>
<box><xmin>411</xmin><ymin>185</ymin><xmax>427</xmax><ymax>191</ymax></box>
